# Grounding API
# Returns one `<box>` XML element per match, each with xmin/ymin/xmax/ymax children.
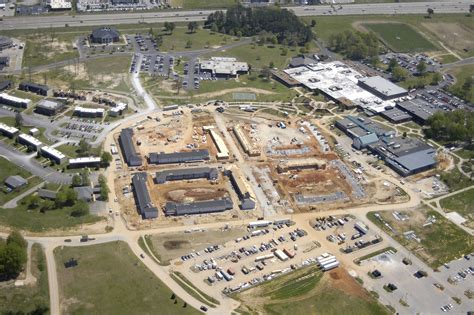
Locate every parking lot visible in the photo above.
<box><xmin>311</xmin><ymin>215</ymin><xmax>383</xmax><ymax>255</ymax></box>
<box><xmin>358</xmin><ymin>249</ymin><xmax>473</xmax><ymax>313</ymax></box>
<box><xmin>172</xmin><ymin>220</ymin><xmax>341</xmax><ymax>296</ymax></box>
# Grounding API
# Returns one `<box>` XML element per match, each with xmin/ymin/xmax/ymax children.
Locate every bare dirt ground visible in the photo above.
<box><xmin>422</xmin><ymin>22</ymin><xmax>474</xmax><ymax>53</ymax></box>
<box><xmin>193</xmin><ymin>87</ymin><xmax>275</xmax><ymax>99</ymax></box>
<box><xmin>148</xmin><ymin>227</ymin><xmax>246</xmax><ymax>264</ymax></box>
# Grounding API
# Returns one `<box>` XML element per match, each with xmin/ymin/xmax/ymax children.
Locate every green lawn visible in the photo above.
<box><xmin>159</xmin><ymin>27</ymin><xmax>240</xmax><ymax>52</ymax></box>
<box><xmin>204</xmin><ymin>42</ymin><xmax>295</xmax><ymax>70</ymax></box>
<box><xmin>0</xmin><ymin>156</ymin><xmax>43</xmax><ymax>205</ymax></box>
<box><xmin>0</xmin><ymin>243</ymin><xmax>50</xmax><ymax>314</ymax></box>
<box><xmin>171</xmin><ymin>272</ymin><xmax>220</xmax><ymax>307</ymax></box>
<box><xmin>0</xmin><ymin>116</ymin><xmax>52</xmax><ymax>145</ymax></box>
<box><xmin>55</xmin><ymin>242</ymin><xmax>199</xmax><ymax>314</ymax></box>
<box><xmin>440</xmin><ymin>188</ymin><xmax>474</xmax><ymax>229</ymax></box>
<box><xmin>236</xmin><ymin>266</ymin><xmax>389</xmax><ymax>315</ymax></box>
<box><xmin>367</xmin><ymin>209</ymin><xmax>474</xmax><ymax>268</ymax></box>
<box><xmin>447</xmin><ymin>65</ymin><xmax>474</xmax><ymax>103</ymax></box>
<box><xmin>439</xmin><ymin>168</ymin><xmax>474</xmax><ymax>192</ymax></box>
<box><xmin>363</xmin><ymin>23</ymin><xmax>436</xmax><ymax>52</ymax></box>
<box><xmin>0</xmin><ymin>195</ymin><xmax>101</xmax><ymax>232</ymax></box>
<box><xmin>171</xmin><ymin>0</ymin><xmax>238</xmax><ymax>9</ymax></box>
<box><xmin>304</xmin><ymin>14</ymin><xmax>471</xmax><ymax>56</ymax></box>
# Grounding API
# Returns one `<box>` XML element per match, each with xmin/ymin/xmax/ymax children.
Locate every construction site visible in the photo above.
<box><xmin>113</xmin><ymin>107</ymin><xmax>371</xmax><ymax>227</ymax></box>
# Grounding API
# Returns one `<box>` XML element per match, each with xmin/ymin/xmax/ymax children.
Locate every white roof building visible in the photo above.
<box><xmin>74</xmin><ymin>106</ymin><xmax>105</xmax><ymax>116</ymax></box>
<box><xmin>69</xmin><ymin>156</ymin><xmax>101</xmax><ymax>165</ymax></box>
<box><xmin>18</xmin><ymin>133</ymin><xmax>42</xmax><ymax>147</ymax></box>
<box><xmin>284</xmin><ymin>61</ymin><xmax>395</xmax><ymax>113</ymax></box>
<box><xmin>48</xmin><ymin>0</ymin><xmax>72</xmax><ymax>9</ymax></box>
<box><xmin>200</xmin><ymin>57</ymin><xmax>249</xmax><ymax>76</ymax></box>
<box><xmin>0</xmin><ymin>123</ymin><xmax>19</xmax><ymax>135</ymax></box>
<box><xmin>0</xmin><ymin>93</ymin><xmax>31</xmax><ymax>106</ymax></box>
<box><xmin>41</xmin><ymin>146</ymin><xmax>67</xmax><ymax>162</ymax></box>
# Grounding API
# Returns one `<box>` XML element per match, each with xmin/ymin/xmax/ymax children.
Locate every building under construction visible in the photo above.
<box><xmin>164</xmin><ymin>198</ymin><xmax>234</xmax><ymax>216</ymax></box>
<box><xmin>277</xmin><ymin>158</ymin><xmax>327</xmax><ymax>173</ymax></box>
<box><xmin>225</xmin><ymin>166</ymin><xmax>256</xmax><ymax>210</ymax></box>
<box><xmin>233</xmin><ymin>124</ymin><xmax>260</xmax><ymax>157</ymax></box>
<box><xmin>208</xmin><ymin>128</ymin><xmax>229</xmax><ymax>160</ymax></box>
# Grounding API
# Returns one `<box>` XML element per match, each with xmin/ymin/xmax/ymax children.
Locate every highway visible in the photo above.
<box><xmin>0</xmin><ymin>1</ymin><xmax>471</xmax><ymax>30</ymax></box>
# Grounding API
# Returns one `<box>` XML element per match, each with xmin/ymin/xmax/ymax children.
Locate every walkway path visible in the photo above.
<box><xmin>2</xmin><ymin>182</ymin><xmax>44</xmax><ymax>209</ymax></box>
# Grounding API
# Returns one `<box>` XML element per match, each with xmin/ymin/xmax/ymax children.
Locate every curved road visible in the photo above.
<box><xmin>0</xmin><ymin>1</ymin><xmax>471</xmax><ymax>30</ymax></box>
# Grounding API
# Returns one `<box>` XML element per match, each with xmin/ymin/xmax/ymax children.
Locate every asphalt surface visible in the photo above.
<box><xmin>0</xmin><ymin>1</ymin><xmax>471</xmax><ymax>30</ymax></box>
<box><xmin>0</xmin><ymin>142</ymin><xmax>73</xmax><ymax>184</ymax></box>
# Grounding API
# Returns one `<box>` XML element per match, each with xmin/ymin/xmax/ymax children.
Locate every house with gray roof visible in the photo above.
<box><xmin>5</xmin><ymin>175</ymin><xmax>28</xmax><ymax>189</ymax></box>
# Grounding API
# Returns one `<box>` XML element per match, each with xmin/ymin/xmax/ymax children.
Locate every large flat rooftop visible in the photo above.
<box><xmin>284</xmin><ymin>61</ymin><xmax>395</xmax><ymax>113</ymax></box>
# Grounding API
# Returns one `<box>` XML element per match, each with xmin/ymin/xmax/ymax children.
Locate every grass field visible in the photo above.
<box><xmin>0</xmin><ymin>116</ymin><xmax>52</xmax><ymax>145</ymax></box>
<box><xmin>55</xmin><ymin>242</ymin><xmax>199</xmax><ymax>314</ymax></box>
<box><xmin>305</xmin><ymin>14</ymin><xmax>471</xmax><ymax>57</ymax></box>
<box><xmin>170</xmin><ymin>0</ymin><xmax>238</xmax><ymax>9</ymax></box>
<box><xmin>236</xmin><ymin>266</ymin><xmax>389</xmax><ymax>315</ymax></box>
<box><xmin>171</xmin><ymin>271</ymin><xmax>220</xmax><ymax>307</ymax></box>
<box><xmin>367</xmin><ymin>208</ymin><xmax>474</xmax><ymax>268</ymax></box>
<box><xmin>147</xmin><ymin>228</ymin><xmax>245</xmax><ymax>265</ymax></box>
<box><xmin>439</xmin><ymin>168</ymin><xmax>474</xmax><ymax>192</ymax></box>
<box><xmin>22</xmin><ymin>32</ymin><xmax>79</xmax><ymax>68</ymax></box>
<box><xmin>447</xmin><ymin>65</ymin><xmax>474</xmax><ymax>103</ymax></box>
<box><xmin>0</xmin><ymin>156</ymin><xmax>42</xmax><ymax>205</ymax></box>
<box><xmin>0</xmin><ymin>243</ymin><xmax>50</xmax><ymax>314</ymax></box>
<box><xmin>363</xmin><ymin>23</ymin><xmax>436</xmax><ymax>52</ymax></box>
<box><xmin>159</xmin><ymin>27</ymin><xmax>239</xmax><ymax>52</ymax></box>
<box><xmin>440</xmin><ymin>188</ymin><xmax>474</xmax><ymax>229</ymax></box>
<box><xmin>0</xmin><ymin>194</ymin><xmax>101</xmax><ymax>232</ymax></box>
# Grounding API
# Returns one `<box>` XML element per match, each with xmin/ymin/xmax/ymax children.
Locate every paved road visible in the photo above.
<box><xmin>0</xmin><ymin>1</ymin><xmax>470</xmax><ymax>30</ymax></box>
<box><xmin>0</xmin><ymin>143</ymin><xmax>73</xmax><ymax>184</ymax></box>
<box><xmin>2</xmin><ymin>182</ymin><xmax>44</xmax><ymax>208</ymax></box>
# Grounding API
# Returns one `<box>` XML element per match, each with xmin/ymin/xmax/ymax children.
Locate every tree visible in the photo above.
<box><xmin>81</xmin><ymin>169</ymin><xmax>90</xmax><ymax>187</ymax></box>
<box><xmin>164</xmin><ymin>22</ymin><xmax>175</xmax><ymax>35</ymax></box>
<box><xmin>65</xmin><ymin>187</ymin><xmax>77</xmax><ymax>206</ymax></box>
<box><xmin>7</xmin><ymin>231</ymin><xmax>27</xmax><ymax>249</ymax></box>
<box><xmin>388</xmin><ymin>58</ymin><xmax>398</xmax><ymax>72</ymax></box>
<box><xmin>26</xmin><ymin>195</ymin><xmax>41</xmax><ymax>209</ymax></box>
<box><xmin>72</xmin><ymin>174</ymin><xmax>82</xmax><ymax>187</ymax></box>
<box><xmin>100</xmin><ymin>151</ymin><xmax>112</xmax><ymax>168</ymax></box>
<box><xmin>14</xmin><ymin>111</ymin><xmax>23</xmax><ymax>128</ymax></box>
<box><xmin>0</xmin><ymin>231</ymin><xmax>27</xmax><ymax>280</ymax></box>
<box><xmin>187</xmin><ymin>21</ymin><xmax>198</xmax><ymax>33</ymax></box>
<box><xmin>311</xmin><ymin>19</ymin><xmax>316</xmax><ymax>27</ymax></box>
<box><xmin>281</xmin><ymin>47</ymin><xmax>288</xmax><ymax>56</ymax></box>
<box><xmin>78</xmin><ymin>139</ymin><xmax>91</xmax><ymax>156</ymax></box>
<box><xmin>391</xmin><ymin>66</ymin><xmax>408</xmax><ymax>82</ymax></box>
<box><xmin>0</xmin><ymin>243</ymin><xmax>27</xmax><ymax>279</ymax></box>
<box><xmin>416</xmin><ymin>60</ymin><xmax>427</xmax><ymax>75</ymax></box>
<box><xmin>99</xmin><ymin>174</ymin><xmax>109</xmax><ymax>201</ymax></box>
<box><xmin>431</xmin><ymin>72</ymin><xmax>442</xmax><ymax>85</ymax></box>
<box><xmin>70</xmin><ymin>200</ymin><xmax>89</xmax><ymax>217</ymax></box>
<box><xmin>185</xmin><ymin>40</ymin><xmax>192</xmax><ymax>48</ymax></box>
<box><xmin>427</xmin><ymin>8</ymin><xmax>434</xmax><ymax>17</ymax></box>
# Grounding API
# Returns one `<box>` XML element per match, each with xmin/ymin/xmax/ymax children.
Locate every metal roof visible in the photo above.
<box><xmin>148</xmin><ymin>149</ymin><xmax>209</xmax><ymax>165</ymax></box>
<box><xmin>5</xmin><ymin>175</ymin><xmax>28</xmax><ymax>188</ymax></box>
<box><xmin>132</xmin><ymin>172</ymin><xmax>158</xmax><ymax>219</ymax></box>
<box><xmin>155</xmin><ymin>167</ymin><xmax>218</xmax><ymax>184</ymax></box>
<box><xmin>358</xmin><ymin>76</ymin><xmax>408</xmax><ymax>98</ymax></box>
<box><xmin>164</xmin><ymin>198</ymin><xmax>233</xmax><ymax>216</ymax></box>
<box><xmin>118</xmin><ymin>128</ymin><xmax>142</xmax><ymax>167</ymax></box>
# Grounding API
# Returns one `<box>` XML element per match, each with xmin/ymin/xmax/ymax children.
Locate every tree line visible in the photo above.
<box><xmin>424</xmin><ymin>110</ymin><xmax>474</xmax><ymax>144</ymax></box>
<box><xmin>205</xmin><ymin>5</ymin><xmax>313</xmax><ymax>46</ymax></box>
